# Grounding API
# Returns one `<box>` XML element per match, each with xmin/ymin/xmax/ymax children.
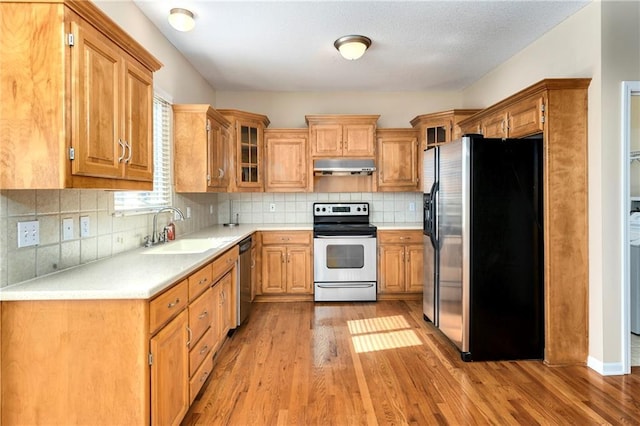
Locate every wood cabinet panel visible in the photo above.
<box><xmin>261</xmin><ymin>246</ymin><xmax>287</xmax><ymax>294</ymax></box>
<box><xmin>306</xmin><ymin>115</ymin><xmax>379</xmax><ymax>158</ymax></box>
<box><xmin>507</xmin><ymin>95</ymin><xmax>544</xmax><ymax>138</ymax></box>
<box><xmin>262</xmin><ymin>232</ymin><xmax>311</xmax><ymax>246</ymax></box>
<box><xmin>189</xmin><ymin>353</ymin><xmax>213</xmax><ymax>404</ymax></box>
<box><xmin>0</xmin><ymin>2</ymin><xmax>161</xmax><ymax>190</ymax></box>
<box><xmin>264</xmin><ymin>129</ymin><xmax>309</xmax><ymax>191</ymax></box>
<box><xmin>378</xmin><ymin>230</ymin><xmax>423</xmax><ymax>296</ymax></box>
<box><xmin>376</xmin><ymin>129</ymin><xmax>420</xmax><ymax>191</ymax></box>
<box><xmin>188</xmin><ymin>263</ymin><xmax>213</xmax><ymax>301</ymax></box>
<box><xmin>286</xmin><ymin>246</ymin><xmax>312</xmax><ymax>294</ymax></box>
<box><xmin>189</xmin><ymin>327</ymin><xmax>214</xmax><ymax>377</ymax></box>
<box><xmin>173</xmin><ymin>104</ymin><xmax>231</xmax><ymax>192</ymax></box>
<box><xmin>406</xmin><ymin>244</ymin><xmax>424</xmax><ymax>293</ymax></box>
<box><xmin>261</xmin><ymin>231</ymin><xmax>312</xmax><ymax>296</ymax></box>
<box><xmin>150</xmin><ymin>309</ymin><xmax>190</xmax><ymax>426</ymax></box>
<box><xmin>211</xmin><ymin>246</ymin><xmax>239</xmax><ymax>282</ymax></box>
<box><xmin>378</xmin><ymin>244</ymin><xmax>405</xmax><ymax>293</ymax></box>
<box><xmin>188</xmin><ymin>288</ymin><xmax>214</xmax><ymax>345</ymax></box>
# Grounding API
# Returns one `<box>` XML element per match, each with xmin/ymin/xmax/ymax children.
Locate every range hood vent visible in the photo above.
<box><xmin>313</xmin><ymin>159</ymin><xmax>376</xmax><ymax>176</ymax></box>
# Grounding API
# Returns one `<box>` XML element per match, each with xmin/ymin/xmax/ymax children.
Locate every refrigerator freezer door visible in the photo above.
<box><xmin>437</xmin><ymin>138</ymin><xmax>468</xmax><ymax>353</ymax></box>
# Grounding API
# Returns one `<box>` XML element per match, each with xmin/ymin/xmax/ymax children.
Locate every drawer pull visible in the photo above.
<box><xmin>227</xmin><ymin>258</ymin><xmax>234</xmax><ymax>264</ymax></box>
<box><xmin>167</xmin><ymin>298</ymin><xmax>180</xmax><ymax>309</ymax></box>
<box><xmin>198</xmin><ymin>310</ymin><xmax>209</xmax><ymax>320</ymax></box>
<box><xmin>199</xmin><ymin>345</ymin><xmax>209</xmax><ymax>355</ymax></box>
<box><xmin>200</xmin><ymin>370</ymin><xmax>209</xmax><ymax>383</ymax></box>
<box><xmin>198</xmin><ymin>278</ymin><xmax>208</xmax><ymax>285</ymax></box>
<box><xmin>186</xmin><ymin>326</ymin><xmax>192</xmax><ymax>347</ymax></box>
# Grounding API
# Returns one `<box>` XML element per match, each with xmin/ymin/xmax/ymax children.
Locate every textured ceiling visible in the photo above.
<box><xmin>133</xmin><ymin>0</ymin><xmax>590</xmax><ymax>92</ymax></box>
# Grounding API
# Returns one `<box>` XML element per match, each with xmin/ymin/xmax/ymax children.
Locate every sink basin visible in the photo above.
<box><xmin>143</xmin><ymin>237</ymin><xmax>236</xmax><ymax>255</ymax></box>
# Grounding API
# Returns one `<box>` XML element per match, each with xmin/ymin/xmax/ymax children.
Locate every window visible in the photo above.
<box><xmin>114</xmin><ymin>95</ymin><xmax>172</xmax><ymax>213</ymax></box>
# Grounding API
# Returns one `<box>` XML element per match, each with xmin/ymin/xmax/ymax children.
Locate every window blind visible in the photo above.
<box><xmin>114</xmin><ymin>95</ymin><xmax>172</xmax><ymax>212</ymax></box>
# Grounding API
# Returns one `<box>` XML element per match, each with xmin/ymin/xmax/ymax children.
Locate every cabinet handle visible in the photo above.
<box><xmin>199</xmin><ymin>345</ymin><xmax>209</xmax><ymax>355</ymax></box>
<box><xmin>117</xmin><ymin>139</ymin><xmax>126</xmax><ymax>162</ymax></box>
<box><xmin>281</xmin><ymin>237</ymin><xmax>290</xmax><ymax>241</ymax></box>
<box><xmin>251</xmin><ymin>259</ymin><xmax>256</xmax><ymax>268</ymax></box>
<box><xmin>167</xmin><ymin>298</ymin><xmax>180</xmax><ymax>308</ymax></box>
<box><xmin>218</xmin><ymin>168</ymin><xmax>224</xmax><ymax>178</ymax></box>
<box><xmin>186</xmin><ymin>326</ymin><xmax>192</xmax><ymax>347</ymax></box>
<box><xmin>200</xmin><ymin>370</ymin><xmax>210</xmax><ymax>383</ymax></box>
<box><xmin>198</xmin><ymin>278</ymin><xmax>208</xmax><ymax>285</ymax></box>
<box><xmin>401</xmin><ymin>252</ymin><xmax>405</xmax><ymax>262</ymax></box>
<box><xmin>287</xmin><ymin>253</ymin><xmax>290</xmax><ymax>263</ymax></box>
<box><xmin>198</xmin><ymin>310</ymin><xmax>209</xmax><ymax>320</ymax></box>
<box><xmin>124</xmin><ymin>141</ymin><xmax>133</xmax><ymax>163</ymax></box>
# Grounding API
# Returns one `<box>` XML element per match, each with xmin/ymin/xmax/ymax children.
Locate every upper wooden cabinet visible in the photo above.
<box><xmin>173</xmin><ymin>105</ymin><xmax>231</xmax><ymax>192</ymax></box>
<box><xmin>264</xmin><ymin>129</ymin><xmax>310</xmax><ymax>192</ymax></box>
<box><xmin>376</xmin><ymin>129</ymin><xmax>420</xmax><ymax>192</ymax></box>
<box><xmin>218</xmin><ymin>109</ymin><xmax>270</xmax><ymax>192</ymax></box>
<box><xmin>306</xmin><ymin>115</ymin><xmax>379</xmax><ymax>157</ymax></box>
<box><xmin>410</xmin><ymin>109</ymin><xmax>480</xmax><ymax>150</ymax></box>
<box><xmin>0</xmin><ymin>1</ymin><xmax>162</xmax><ymax>190</ymax></box>
<box><xmin>460</xmin><ymin>94</ymin><xmax>545</xmax><ymax>138</ymax></box>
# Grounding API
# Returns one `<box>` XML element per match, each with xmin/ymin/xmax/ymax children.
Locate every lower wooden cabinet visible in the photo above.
<box><xmin>150</xmin><ymin>309</ymin><xmax>190</xmax><ymax>426</ymax></box>
<box><xmin>260</xmin><ymin>231</ymin><xmax>313</xmax><ymax>296</ymax></box>
<box><xmin>378</xmin><ymin>230</ymin><xmax>424</xmax><ymax>296</ymax></box>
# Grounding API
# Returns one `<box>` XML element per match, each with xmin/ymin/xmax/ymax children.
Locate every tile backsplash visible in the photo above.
<box><xmin>0</xmin><ymin>190</ymin><xmax>421</xmax><ymax>288</ymax></box>
<box><xmin>217</xmin><ymin>192</ymin><xmax>422</xmax><ymax>225</ymax></box>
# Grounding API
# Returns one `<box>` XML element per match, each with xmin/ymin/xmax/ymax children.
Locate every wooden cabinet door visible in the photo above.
<box><xmin>261</xmin><ymin>246</ymin><xmax>286</xmax><ymax>293</ymax></box>
<box><xmin>405</xmin><ymin>244</ymin><xmax>424</xmax><ymax>293</ymax></box>
<box><xmin>122</xmin><ymin>57</ymin><xmax>154</xmax><ymax>181</ymax></box>
<box><xmin>481</xmin><ymin>110</ymin><xmax>508</xmax><ymax>138</ymax></box>
<box><xmin>71</xmin><ymin>19</ymin><xmax>123</xmax><ymax>179</ymax></box>
<box><xmin>264</xmin><ymin>130</ymin><xmax>308</xmax><ymax>191</ymax></box>
<box><xmin>150</xmin><ymin>310</ymin><xmax>189</xmax><ymax>426</ymax></box>
<box><xmin>508</xmin><ymin>95</ymin><xmax>545</xmax><ymax>138</ymax></box>
<box><xmin>286</xmin><ymin>246</ymin><xmax>312</xmax><ymax>294</ymax></box>
<box><xmin>378</xmin><ymin>244</ymin><xmax>405</xmax><ymax>293</ymax></box>
<box><xmin>310</xmin><ymin>123</ymin><xmax>342</xmax><ymax>156</ymax></box>
<box><xmin>208</xmin><ymin>123</ymin><xmax>230</xmax><ymax>190</ymax></box>
<box><xmin>220</xmin><ymin>272</ymin><xmax>233</xmax><ymax>336</ymax></box>
<box><xmin>377</xmin><ymin>131</ymin><xmax>419</xmax><ymax>191</ymax></box>
<box><xmin>343</xmin><ymin>124</ymin><xmax>375</xmax><ymax>156</ymax></box>
<box><xmin>236</xmin><ymin>121</ymin><xmax>263</xmax><ymax>190</ymax></box>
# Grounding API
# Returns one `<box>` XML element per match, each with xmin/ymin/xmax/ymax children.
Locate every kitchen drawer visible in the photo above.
<box><xmin>212</xmin><ymin>245</ymin><xmax>239</xmax><ymax>282</ymax></box>
<box><xmin>189</xmin><ymin>287</ymin><xmax>214</xmax><ymax>345</ymax></box>
<box><xmin>189</xmin><ymin>263</ymin><xmax>213</xmax><ymax>301</ymax></box>
<box><xmin>261</xmin><ymin>231</ymin><xmax>311</xmax><ymax>245</ymax></box>
<box><xmin>189</xmin><ymin>352</ymin><xmax>214</xmax><ymax>404</ymax></box>
<box><xmin>149</xmin><ymin>279</ymin><xmax>189</xmax><ymax>334</ymax></box>
<box><xmin>378</xmin><ymin>230</ymin><xmax>423</xmax><ymax>244</ymax></box>
<box><xmin>189</xmin><ymin>326</ymin><xmax>214</xmax><ymax>377</ymax></box>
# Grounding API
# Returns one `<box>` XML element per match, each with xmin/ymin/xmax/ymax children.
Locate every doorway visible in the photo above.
<box><xmin>623</xmin><ymin>81</ymin><xmax>640</xmax><ymax>371</ymax></box>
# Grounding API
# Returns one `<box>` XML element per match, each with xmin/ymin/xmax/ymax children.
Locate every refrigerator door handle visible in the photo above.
<box><xmin>430</xmin><ymin>182</ymin><xmax>439</xmax><ymax>248</ymax></box>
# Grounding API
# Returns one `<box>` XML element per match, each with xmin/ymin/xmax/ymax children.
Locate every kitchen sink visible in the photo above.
<box><xmin>143</xmin><ymin>237</ymin><xmax>236</xmax><ymax>254</ymax></box>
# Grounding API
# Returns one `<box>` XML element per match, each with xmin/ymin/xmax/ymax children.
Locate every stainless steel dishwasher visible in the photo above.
<box><xmin>237</xmin><ymin>236</ymin><xmax>252</xmax><ymax>326</ymax></box>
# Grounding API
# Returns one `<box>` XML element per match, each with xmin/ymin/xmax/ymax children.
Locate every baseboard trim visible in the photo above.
<box><xmin>587</xmin><ymin>355</ymin><xmax>626</xmax><ymax>376</ymax></box>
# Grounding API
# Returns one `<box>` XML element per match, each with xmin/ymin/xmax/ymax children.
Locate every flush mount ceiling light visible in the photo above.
<box><xmin>168</xmin><ymin>8</ymin><xmax>195</xmax><ymax>32</ymax></box>
<box><xmin>334</xmin><ymin>35</ymin><xmax>372</xmax><ymax>60</ymax></box>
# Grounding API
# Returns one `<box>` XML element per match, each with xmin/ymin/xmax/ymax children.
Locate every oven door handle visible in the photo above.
<box><xmin>316</xmin><ymin>283</ymin><xmax>376</xmax><ymax>288</ymax></box>
<box><xmin>314</xmin><ymin>235</ymin><xmax>376</xmax><ymax>239</ymax></box>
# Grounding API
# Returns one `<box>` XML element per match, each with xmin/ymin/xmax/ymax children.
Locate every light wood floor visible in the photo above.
<box><xmin>183</xmin><ymin>300</ymin><xmax>640</xmax><ymax>425</ymax></box>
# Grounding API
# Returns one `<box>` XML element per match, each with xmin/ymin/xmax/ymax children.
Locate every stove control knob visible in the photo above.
<box><xmin>315</xmin><ymin>207</ymin><xmax>320</xmax><ymax>212</ymax></box>
<box><xmin>357</xmin><ymin>207</ymin><xmax>361</xmax><ymax>212</ymax></box>
<box><xmin>322</xmin><ymin>207</ymin><xmax>326</xmax><ymax>212</ymax></box>
<box><xmin>363</xmin><ymin>206</ymin><xmax>367</xmax><ymax>212</ymax></box>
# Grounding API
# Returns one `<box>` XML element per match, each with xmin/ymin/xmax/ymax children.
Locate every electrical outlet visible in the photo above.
<box><xmin>269</xmin><ymin>203</ymin><xmax>276</xmax><ymax>212</ymax></box>
<box><xmin>17</xmin><ymin>220</ymin><xmax>39</xmax><ymax>248</ymax></box>
<box><xmin>409</xmin><ymin>202</ymin><xmax>415</xmax><ymax>212</ymax></box>
<box><xmin>80</xmin><ymin>216</ymin><xmax>90</xmax><ymax>238</ymax></box>
<box><xmin>62</xmin><ymin>218</ymin><xmax>74</xmax><ymax>241</ymax></box>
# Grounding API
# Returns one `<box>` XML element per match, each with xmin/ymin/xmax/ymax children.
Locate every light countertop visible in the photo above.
<box><xmin>0</xmin><ymin>222</ymin><xmax>421</xmax><ymax>302</ymax></box>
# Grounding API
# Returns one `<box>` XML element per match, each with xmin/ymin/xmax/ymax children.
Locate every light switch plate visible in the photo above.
<box><xmin>270</xmin><ymin>203</ymin><xmax>276</xmax><ymax>212</ymax></box>
<box><xmin>17</xmin><ymin>221</ymin><xmax>39</xmax><ymax>248</ymax></box>
<box><xmin>409</xmin><ymin>202</ymin><xmax>415</xmax><ymax>212</ymax></box>
<box><xmin>80</xmin><ymin>216</ymin><xmax>90</xmax><ymax>238</ymax></box>
<box><xmin>62</xmin><ymin>217</ymin><xmax>74</xmax><ymax>241</ymax></box>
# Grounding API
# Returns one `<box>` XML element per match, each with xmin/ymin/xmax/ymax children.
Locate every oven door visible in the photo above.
<box><xmin>313</xmin><ymin>235</ymin><xmax>377</xmax><ymax>283</ymax></box>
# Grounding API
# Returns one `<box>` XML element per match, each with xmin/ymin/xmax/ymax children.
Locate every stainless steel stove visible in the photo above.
<box><xmin>313</xmin><ymin>202</ymin><xmax>377</xmax><ymax>302</ymax></box>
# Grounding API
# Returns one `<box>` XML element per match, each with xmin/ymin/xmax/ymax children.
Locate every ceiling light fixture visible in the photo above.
<box><xmin>334</xmin><ymin>35</ymin><xmax>372</xmax><ymax>61</ymax></box>
<box><xmin>168</xmin><ymin>8</ymin><xmax>195</xmax><ymax>32</ymax></box>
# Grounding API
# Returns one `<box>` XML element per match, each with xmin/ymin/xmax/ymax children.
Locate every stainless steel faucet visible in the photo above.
<box><xmin>148</xmin><ymin>207</ymin><xmax>185</xmax><ymax>246</ymax></box>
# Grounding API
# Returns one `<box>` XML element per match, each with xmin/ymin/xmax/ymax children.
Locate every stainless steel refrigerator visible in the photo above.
<box><xmin>423</xmin><ymin>134</ymin><xmax>544</xmax><ymax>361</ymax></box>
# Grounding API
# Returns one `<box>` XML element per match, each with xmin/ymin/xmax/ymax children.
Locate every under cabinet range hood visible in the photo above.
<box><xmin>313</xmin><ymin>159</ymin><xmax>376</xmax><ymax>176</ymax></box>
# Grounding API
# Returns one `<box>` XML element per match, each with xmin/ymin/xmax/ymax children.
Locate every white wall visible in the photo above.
<box><xmin>94</xmin><ymin>1</ymin><xmax>216</xmax><ymax>105</ymax></box>
<box><xmin>215</xmin><ymin>91</ymin><xmax>463</xmax><ymax>128</ymax></box>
